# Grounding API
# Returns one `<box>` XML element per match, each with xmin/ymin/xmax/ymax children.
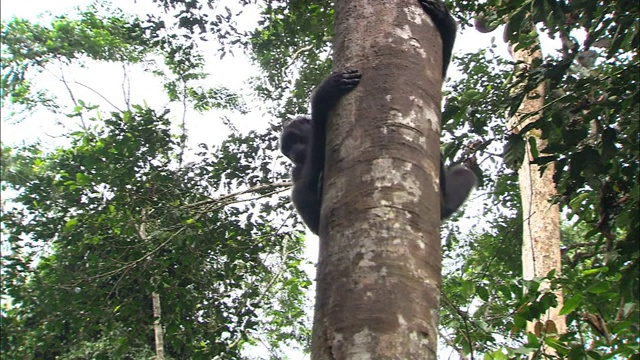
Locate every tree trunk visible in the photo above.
<box><xmin>136</xmin><ymin>214</ymin><xmax>165</xmax><ymax>360</ymax></box>
<box><xmin>509</xmin><ymin>37</ymin><xmax>567</xmax><ymax>355</ymax></box>
<box><xmin>310</xmin><ymin>0</ymin><xmax>444</xmax><ymax>358</ymax></box>
<box><xmin>152</xmin><ymin>291</ymin><xmax>165</xmax><ymax>360</ymax></box>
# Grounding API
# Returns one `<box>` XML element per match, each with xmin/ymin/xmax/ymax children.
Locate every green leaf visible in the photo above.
<box><xmin>476</xmin><ymin>285</ymin><xmax>490</xmax><ymax>302</ymax></box>
<box><xmin>582</xmin><ymin>267</ymin><xmax>608</xmax><ymax>276</ymax></box>
<box><xmin>461</xmin><ymin>279</ymin><xmax>475</xmax><ymax>298</ymax></box>
<box><xmin>586</xmin><ymin>282</ymin><xmax>610</xmax><ymax>295</ymax></box>
<box><xmin>559</xmin><ymin>294</ymin><xmax>583</xmax><ymax>315</ymax></box>
<box><xmin>75</xmin><ymin>172</ymin><xmax>91</xmax><ymax>185</ymax></box>
<box><xmin>65</xmin><ymin>218</ymin><xmax>79</xmax><ymax>229</ymax></box>
<box><xmin>504</xmin><ymin>133</ymin><xmax>526</xmax><ymax>170</ymax></box>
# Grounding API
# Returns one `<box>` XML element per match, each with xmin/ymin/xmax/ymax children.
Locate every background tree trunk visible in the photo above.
<box><xmin>137</xmin><ymin>215</ymin><xmax>165</xmax><ymax>360</ymax></box>
<box><xmin>509</xmin><ymin>36</ymin><xmax>567</xmax><ymax>355</ymax></box>
<box><xmin>152</xmin><ymin>291</ymin><xmax>165</xmax><ymax>360</ymax></box>
<box><xmin>310</xmin><ymin>0</ymin><xmax>445</xmax><ymax>358</ymax></box>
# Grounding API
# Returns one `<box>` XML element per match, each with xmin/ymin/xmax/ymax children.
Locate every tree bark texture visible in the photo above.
<box><xmin>311</xmin><ymin>1</ymin><xmax>444</xmax><ymax>358</ymax></box>
<box><xmin>509</xmin><ymin>40</ymin><xmax>567</xmax><ymax>353</ymax></box>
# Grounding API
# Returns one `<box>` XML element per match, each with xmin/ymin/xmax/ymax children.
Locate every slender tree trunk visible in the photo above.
<box><xmin>509</xmin><ymin>37</ymin><xmax>567</xmax><ymax>355</ymax></box>
<box><xmin>152</xmin><ymin>291</ymin><xmax>165</xmax><ymax>360</ymax></box>
<box><xmin>311</xmin><ymin>0</ymin><xmax>444</xmax><ymax>358</ymax></box>
<box><xmin>136</xmin><ymin>214</ymin><xmax>165</xmax><ymax>360</ymax></box>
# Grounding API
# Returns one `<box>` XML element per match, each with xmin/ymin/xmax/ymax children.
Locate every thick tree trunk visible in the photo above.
<box><xmin>509</xmin><ymin>40</ymin><xmax>567</xmax><ymax>355</ymax></box>
<box><xmin>310</xmin><ymin>0</ymin><xmax>444</xmax><ymax>358</ymax></box>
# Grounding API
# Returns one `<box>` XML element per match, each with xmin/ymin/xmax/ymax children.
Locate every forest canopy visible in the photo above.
<box><xmin>1</xmin><ymin>0</ymin><xmax>637</xmax><ymax>359</ymax></box>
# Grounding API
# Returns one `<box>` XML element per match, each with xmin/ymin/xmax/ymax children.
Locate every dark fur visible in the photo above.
<box><xmin>280</xmin><ymin>0</ymin><xmax>475</xmax><ymax>234</ymax></box>
<box><xmin>419</xmin><ymin>0</ymin><xmax>477</xmax><ymax>219</ymax></box>
<box><xmin>418</xmin><ymin>0</ymin><xmax>458</xmax><ymax>77</ymax></box>
<box><xmin>281</xmin><ymin>70</ymin><xmax>362</xmax><ymax>233</ymax></box>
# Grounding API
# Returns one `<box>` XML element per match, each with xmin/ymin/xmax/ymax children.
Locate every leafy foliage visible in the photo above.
<box><xmin>0</xmin><ymin>4</ymin><xmax>243</xmax><ymax>116</ymax></box>
<box><xmin>2</xmin><ymin>107</ymin><xmax>309</xmax><ymax>359</ymax></box>
<box><xmin>1</xmin><ymin>5</ymin><xmax>311</xmax><ymax>359</ymax></box>
<box><xmin>1</xmin><ymin>6</ymin><xmax>146</xmax><ymax>110</ymax></box>
<box><xmin>249</xmin><ymin>0</ymin><xmax>335</xmax><ymax>119</ymax></box>
<box><xmin>438</xmin><ymin>0</ymin><xmax>639</xmax><ymax>358</ymax></box>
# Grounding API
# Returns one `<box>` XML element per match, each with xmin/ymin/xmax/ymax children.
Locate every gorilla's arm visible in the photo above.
<box><xmin>281</xmin><ymin>69</ymin><xmax>361</xmax><ymax>233</ymax></box>
<box><xmin>418</xmin><ymin>0</ymin><xmax>458</xmax><ymax>77</ymax></box>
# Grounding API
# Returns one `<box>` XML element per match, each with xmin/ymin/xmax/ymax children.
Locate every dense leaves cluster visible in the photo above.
<box><xmin>1</xmin><ymin>107</ymin><xmax>310</xmax><ymax>359</ymax></box>
<box><xmin>1</xmin><ymin>6</ymin><xmax>310</xmax><ymax>359</ymax></box>
<box><xmin>250</xmin><ymin>0</ymin><xmax>335</xmax><ymax>119</ymax></box>
<box><xmin>441</xmin><ymin>1</ymin><xmax>639</xmax><ymax>358</ymax></box>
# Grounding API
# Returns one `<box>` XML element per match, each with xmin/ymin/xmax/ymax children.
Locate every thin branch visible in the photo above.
<box><xmin>87</xmin><ymin>219</ymin><xmax>189</xmax><ymax>281</ymax></box>
<box><xmin>87</xmin><ymin>183</ymin><xmax>291</xmax><ymax>281</ymax></box>
<box><xmin>72</xmin><ymin>80</ymin><xmax>123</xmax><ymax>112</ymax></box>
<box><xmin>178</xmin><ymin>81</ymin><xmax>189</xmax><ymax>168</ymax></box>
<box><xmin>121</xmin><ymin>62</ymin><xmax>132</xmax><ymax>110</ymax></box>
<box><xmin>282</xmin><ymin>43</ymin><xmax>314</xmax><ymax>79</ymax></box>
<box><xmin>58</xmin><ymin>65</ymin><xmax>88</xmax><ymax>131</ymax></box>
<box><xmin>181</xmin><ymin>182</ymin><xmax>292</xmax><ymax>209</ymax></box>
<box><xmin>439</xmin><ymin>330</ymin><xmax>467</xmax><ymax>360</ymax></box>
